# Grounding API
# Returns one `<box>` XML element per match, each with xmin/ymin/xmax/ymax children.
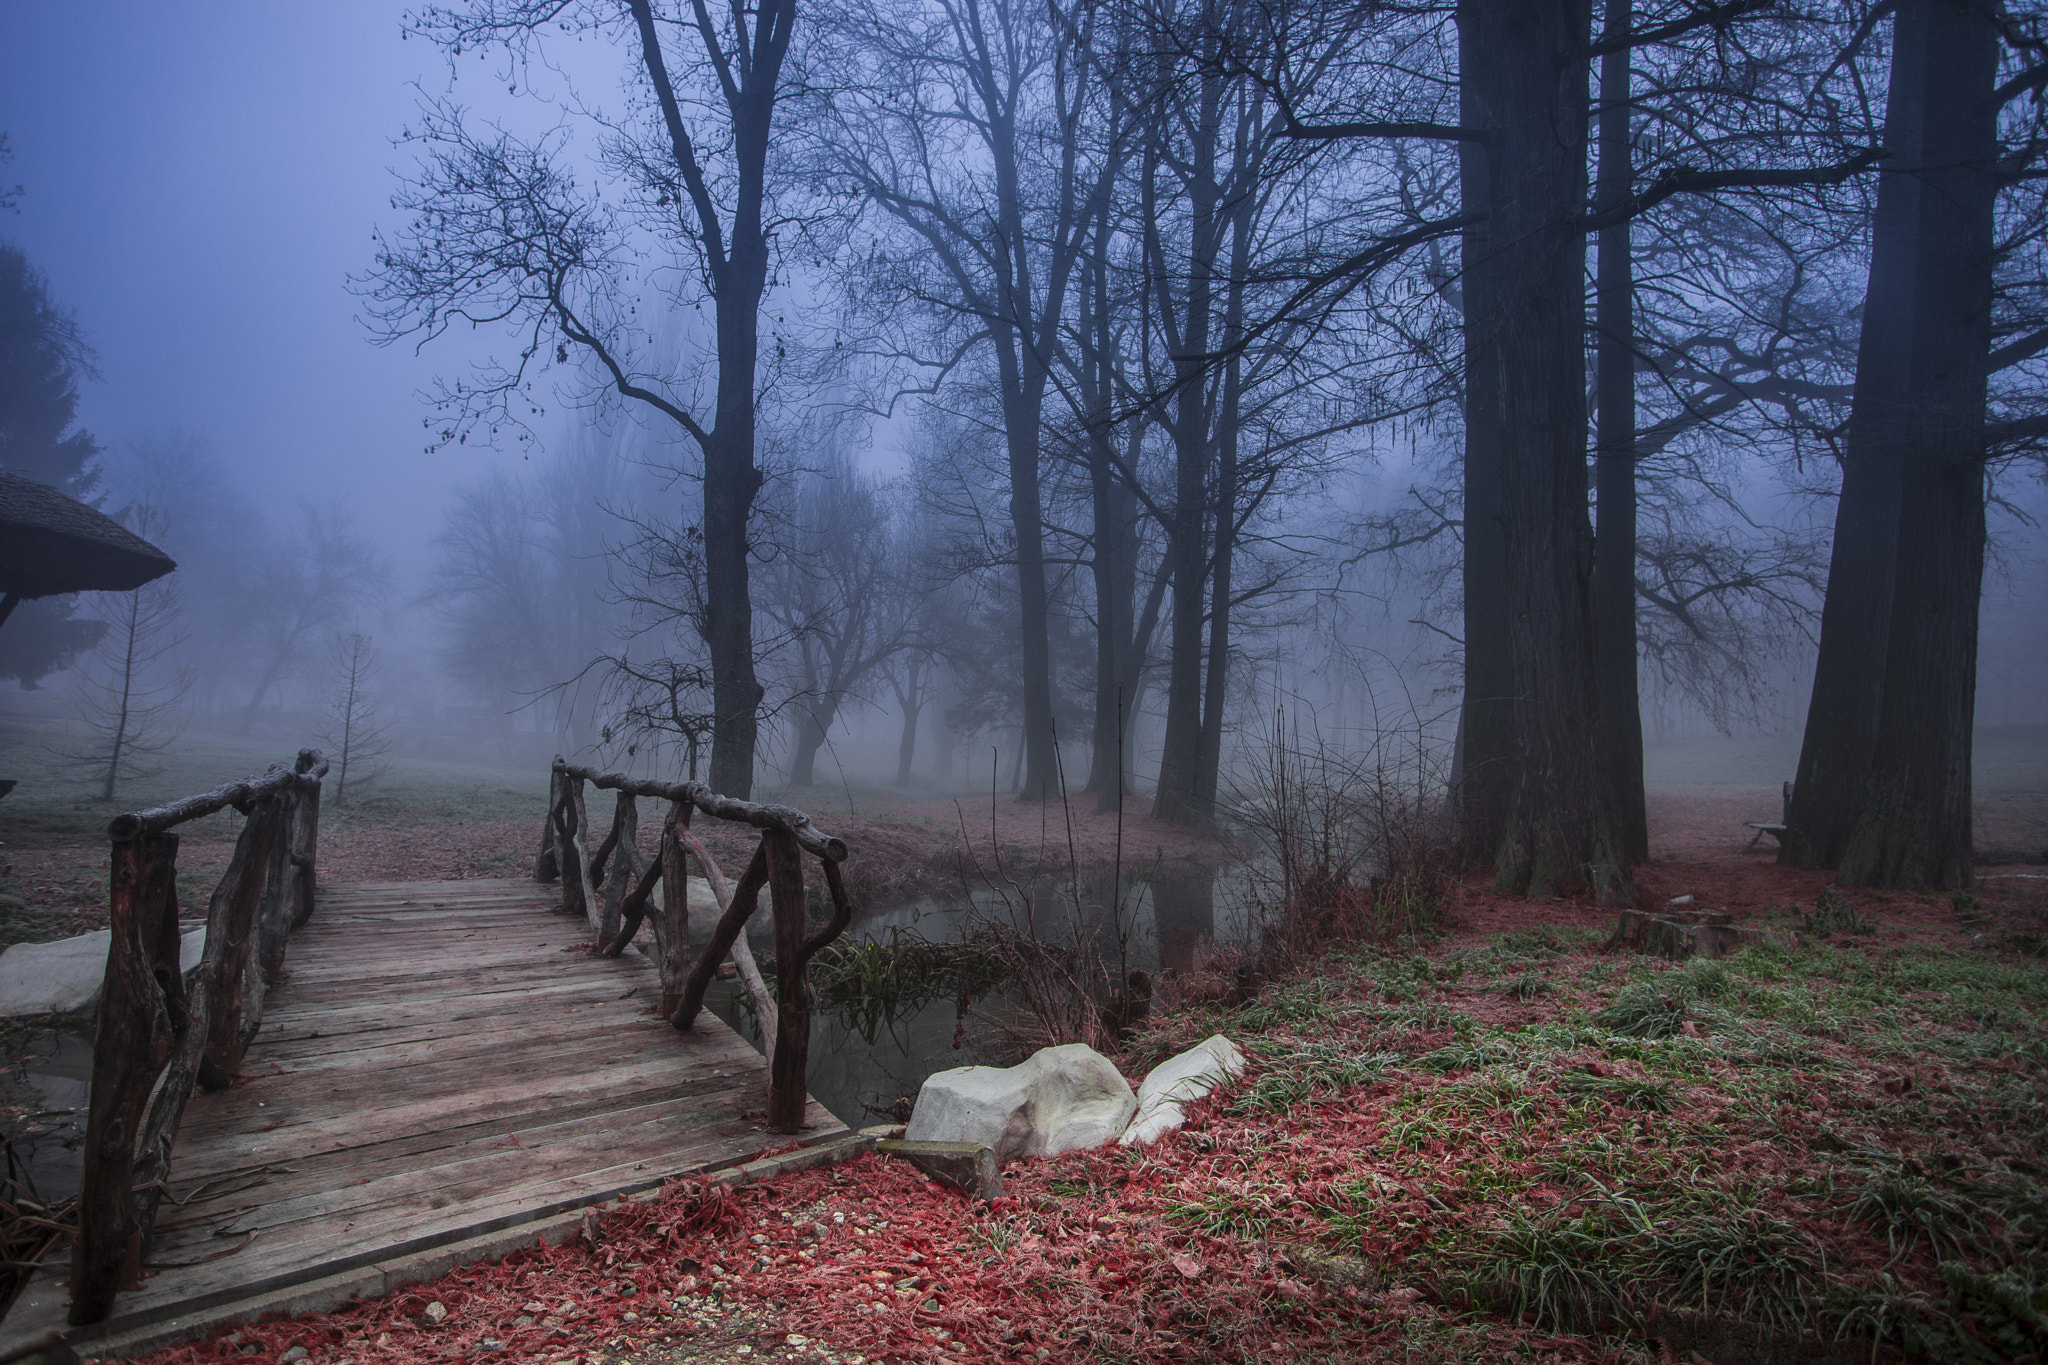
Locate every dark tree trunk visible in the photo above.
<box><xmin>1592</xmin><ymin>0</ymin><xmax>1648</xmax><ymax>863</ymax></box>
<box><xmin>1836</xmin><ymin>0</ymin><xmax>1998</xmax><ymax>889</ymax></box>
<box><xmin>999</xmin><ymin>347</ymin><xmax>1060</xmax><ymax>803</ymax></box>
<box><xmin>626</xmin><ymin>0</ymin><xmax>784</xmax><ymax>801</ymax></box>
<box><xmin>1093</xmin><ymin>424</ymin><xmax>1147</xmax><ymax>812</ymax></box>
<box><xmin>1459</xmin><ymin>0</ymin><xmax>1628</xmax><ymax>901</ymax></box>
<box><xmin>1195</xmin><ymin>351</ymin><xmax>1243</xmax><ymax>814</ymax></box>
<box><xmin>787</xmin><ymin>696</ymin><xmax>837</xmax><ymax>788</ymax></box>
<box><xmin>1786</xmin><ymin>0</ymin><xmax>1996</xmax><ymax>877</ymax></box>
<box><xmin>1455</xmin><ymin>52</ymin><xmax>1515</xmax><ymax>868</ymax></box>
<box><xmin>895</xmin><ymin>697</ymin><xmax>922</xmax><ymax>785</ymax></box>
<box><xmin>1152</xmin><ymin>73</ymin><xmax>1224</xmax><ymax>828</ymax></box>
<box><xmin>1083</xmin><ymin>218</ymin><xmax>1137</xmax><ymax>802</ymax></box>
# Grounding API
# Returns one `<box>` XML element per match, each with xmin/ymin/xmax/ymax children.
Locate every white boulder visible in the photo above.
<box><xmin>1120</xmin><ymin>1034</ymin><xmax>1246</xmax><ymax>1146</ymax></box>
<box><xmin>0</xmin><ymin>927</ymin><xmax>207</xmax><ymax>1018</ymax></box>
<box><xmin>906</xmin><ymin>1043</ymin><xmax>1138</xmax><ymax>1163</ymax></box>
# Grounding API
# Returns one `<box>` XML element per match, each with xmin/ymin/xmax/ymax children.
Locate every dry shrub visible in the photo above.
<box><xmin>1229</xmin><ymin>707</ymin><xmax>1455</xmax><ymax>966</ymax></box>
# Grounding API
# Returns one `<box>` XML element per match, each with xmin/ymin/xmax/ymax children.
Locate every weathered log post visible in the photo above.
<box><xmin>656</xmin><ymin>803</ymin><xmax>693</xmax><ymax>1016</ymax></box>
<box><xmin>255</xmin><ymin>781</ymin><xmax>301</xmax><ymax>985</ymax></box>
<box><xmin>568</xmin><ymin>777</ymin><xmax>600</xmax><ymax>931</ymax></box>
<box><xmin>672</xmin><ymin>844</ymin><xmax>771</xmax><ymax>1030</ymax></box>
<box><xmin>69</xmin><ymin>833</ymin><xmax>180</xmax><ymax>1325</ymax></box>
<box><xmin>288</xmin><ymin>748</ymin><xmax>325</xmax><ymax>930</ymax></box>
<box><xmin>597</xmin><ymin>792</ymin><xmax>640</xmax><ymax>947</ymax></box>
<box><xmin>763</xmin><ymin>829</ymin><xmax>811</xmax><ymax>1132</ymax></box>
<box><xmin>204</xmin><ymin>794</ymin><xmax>285</xmax><ymax>1077</ymax></box>
<box><xmin>535</xmin><ymin>762</ymin><xmax>562</xmax><ymax>883</ymax></box>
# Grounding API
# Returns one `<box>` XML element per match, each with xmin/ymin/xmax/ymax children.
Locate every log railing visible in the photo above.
<box><xmin>537</xmin><ymin>758</ymin><xmax>853</xmax><ymax>1136</ymax></box>
<box><xmin>69</xmin><ymin>749</ymin><xmax>329</xmax><ymax>1326</ymax></box>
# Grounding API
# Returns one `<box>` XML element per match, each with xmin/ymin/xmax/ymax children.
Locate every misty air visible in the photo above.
<box><xmin>1</xmin><ymin>3</ymin><xmax>2044</xmax><ymax>1362</ymax></box>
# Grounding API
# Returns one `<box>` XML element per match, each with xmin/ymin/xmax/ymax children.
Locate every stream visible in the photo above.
<box><xmin>703</xmin><ymin>863</ymin><xmax>1255</xmax><ymax>1127</ymax></box>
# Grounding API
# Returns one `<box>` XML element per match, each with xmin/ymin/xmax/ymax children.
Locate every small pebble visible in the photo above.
<box><xmin>422</xmin><ymin>1301</ymin><xmax>448</xmax><ymax>1325</ymax></box>
<box><xmin>279</xmin><ymin>1350</ymin><xmax>309</xmax><ymax>1364</ymax></box>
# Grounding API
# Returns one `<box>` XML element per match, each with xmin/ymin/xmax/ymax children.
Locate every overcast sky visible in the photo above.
<box><xmin>1</xmin><ymin>3</ymin><xmax>542</xmax><ymax>576</ymax></box>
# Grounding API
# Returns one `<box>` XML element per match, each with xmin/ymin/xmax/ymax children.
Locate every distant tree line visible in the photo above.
<box><xmin>363</xmin><ymin>0</ymin><xmax>2042</xmax><ymax>897</ymax></box>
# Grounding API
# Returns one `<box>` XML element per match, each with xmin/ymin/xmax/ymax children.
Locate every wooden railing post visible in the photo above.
<box><xmin>535</xmin><ymin>761</ymin><xmax>563</xmax><ymax>883</ymax></box>
<box><xmin>764</xmin><ymin>829</ymin><xmax>810</xmax><ymax>1133</ymax></box>
<box><xmin>567</xmin><ymin>777</ymin><xmax>599</xmax><ymax>930</ymax></box>
<box><xmin>655</xmin><ymin>802</ymin><xmax>692</xmax><ymax>1015</ymax></box>
<box><xmin>288</xmin><ymin>748</ymin><xmax>324</xmax><ymax>930</ymax></box>
<box><xmin>72</xmin><ymin>750</ymin><xmax>330</xmax><ymax>1326</ymax></box>
<box><xmin>204</xmin><ymin>793</ymin><xmax>285</xmax><ymax>1076</ymax></box>
<box><xmin>255</xmin><ymin>782</ymin><xmax>301</xmax><ymax>984</ymax></box>
<box><xmin>70</xmin><ymin>832</ymin><xmax>180</xmax><ymax>1325</ymax></box>
<box><xmin>597</xmin><ymin>792</ymin><xmax>639</xmax><ymax>946</ymax></box>
<box><xmin>673</xmin><ymin>844</ymin><xmax>771</xmax><ymax>1030</ymax></box>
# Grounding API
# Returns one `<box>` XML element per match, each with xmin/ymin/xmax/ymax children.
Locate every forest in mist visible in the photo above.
<box><xmin>3</xmin><ymin>0</ymin><xmax>2045</xmax><ymax>897</ymax></box>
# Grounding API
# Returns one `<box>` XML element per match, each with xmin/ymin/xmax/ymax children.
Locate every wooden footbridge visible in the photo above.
<box><xmin>1</xmin><ymin>756</ymin><xmax>853</xmax><ymax>1360</ymax></box>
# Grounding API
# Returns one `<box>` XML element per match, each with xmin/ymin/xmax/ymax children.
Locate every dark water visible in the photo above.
<box><xmin>1</xmin><ymin>1025</ymin><xmax>91</xmax><ymax>1203</ymax></box>
<box><xmin>703</xmin><ymin>866</ymin><xmax>1252</xmax><ymax>1128</ymax></box>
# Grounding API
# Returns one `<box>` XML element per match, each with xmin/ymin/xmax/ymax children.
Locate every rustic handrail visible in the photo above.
<box><xmin>555</xmin><ymin>761</ymin><xmax>849</xmax><ymax>862</ymax></box>
<box><xmin>69</xmin><ymin>749</ymin><xmax>329</xmax><ymax>1327</ymax></box>
<box><xmin>537</xmin><ymin>757</ymin><xmax>854</xmax><ymax>1136</ymax></box>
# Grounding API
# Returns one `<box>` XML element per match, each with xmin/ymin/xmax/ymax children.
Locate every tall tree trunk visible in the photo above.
<box><xmin>1456</xmin><ymin>55</ymin><xmax>1515</xmax><ymax>868</ymax></box>
<box><xmin>1195</xmin><ymin>331</ymin><xmax>1246</xmax><ymax>814</ymax></box>
<box><xmin>1152</xmin><ymin>72</ymin><xmax>1224</xmax><ymax>828</ymax></box>
<box><xmin>626</xmin><ymin>0</ymin><xmax>783</xmax><ymax>801</ymax></box>
<box><xmin>702</xmin><ymin>252</ymin><xmax>767</xmax><ymax>799</ymax></box>
<box><xmin>1459</xmin><ymin>0</ymin><xmax>1628</xmax><ymax>901</ymax></box>
<box><xmin>1593</xmin><ymin>0</ymin><xmax>1648</xmax><ymax>862</ymax></box>
<box><xmin>787</xmin><ymin>699</ymin><xmax>836</xmax><ymax>787</ymax></box>
<box><xmin>895</xmin><ymin>662</ymin><xmax>924</xmax><ymax>786</ymax></box>
<box><xmin>1836</xmin><ymin>0</ymin><xmax>1997</xmax><ymax>889</ymax></box>
<box><xmin>999</xmin><ymin>355</ymin><xmax>1059</xmax><ymax>803</ymax></box>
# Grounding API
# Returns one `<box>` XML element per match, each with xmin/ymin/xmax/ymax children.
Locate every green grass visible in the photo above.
<box><xmin>1154</xmin><ymin>904</ymin><xmax>2048</xmax><ymax>1359</ymax></box>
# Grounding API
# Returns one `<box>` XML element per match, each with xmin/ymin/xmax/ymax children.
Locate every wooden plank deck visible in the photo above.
<box><xmin>4</xmin><ymin>878</ymin><xmax>843</xmax><ymax>1353</ymax></box>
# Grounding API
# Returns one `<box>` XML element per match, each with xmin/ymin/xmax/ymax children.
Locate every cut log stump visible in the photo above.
<box><xmin>1604</xmin><ymin>907</ymin><xmax>1798</xmax><ymax>960</ymax></box>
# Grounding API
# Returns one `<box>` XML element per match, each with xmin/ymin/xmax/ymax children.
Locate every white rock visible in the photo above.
<box><xmin>0</xmin><ymin>927</ymin><xmax>207</xmax><ymax>1018</ymax></box>
<box><xmin>1120</xmin><ymin>1034</ymin><xmax>1247</xmax><ymax>1146</ymax></box>
<box><xmin>906</xmin><ymin>1043</ymin><xmax>1138</xmax><ymax>1162</ymax></box>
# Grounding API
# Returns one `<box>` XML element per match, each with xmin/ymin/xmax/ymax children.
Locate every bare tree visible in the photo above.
<box><xmin>57</xmin><ymin>508</ymin><xmax>192</xmax><ymax>802</ymax></box>
<box><xmin>366</xmin><ymin>0</ymin><xmax>804</xmax><ymax>797</ymax></box>
<box><xmin>759</xmin><ymin>457</ymin><xmax>909</xmax><ymax>786</ymax></box>
<box><xmin>819</xmin><ymin>0</ymin><xmax>1126</xmax><ymax>802</ymax></box>
<box><xmin>318</xmin><ymin>630</ymin><xmax>395</xmax><ymax>804</ymax></box>
<box><xmin>234</xmin><ymin>507</ymin><xmax>387</xmax><ymax>734</ymax></box>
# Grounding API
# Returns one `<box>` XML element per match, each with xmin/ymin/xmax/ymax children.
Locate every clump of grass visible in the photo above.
<box><xmin>1495</xmin><ymin>973</ymin><xmax>1552</xmax><ymax>1001</ymax></box>
<box><xmin>1415</xmin><ymin>1036</ymin><xmax>1520</xmax><ymax>1073</ymax></box>
<box><xmin>1381</xmin><ymin>999</ymin><xmax>1470</xmax><ymax>1030</ymax></box>
<box><xmin>1850</xmin><ymin>1172</ymin><xmax>1986</xmax><ymax>1262</ymax></box>
<box><xmin>1491</xmin><ymin>926</ymin><xmax>1572</xmax><ymax>961</ymax></box>
<box><xmin>1228</xmin><ymin>1041</ymin><xmax>1397</xmax><ymax>1115</ymax></box>
<box><xmin>1164</xmin><ymin>1186</ymin><xmax>1285</xmax><ymax>1238</ymax></box>
<box><xmin>1594</xmin><ymin>984</ymin><xmax>1688</xmax><ymax>1038</ymax></box>
<box><xmin>1804</xmin><ymin>885</ymin><xmax>1872</xmax><ymax>937</ymax></box>
<box><xmin>1558</xmin><ymin>1072</ymin><xmax>1674</xmax><ymax>1112</ymax></box>
<box><xmin>811</xmin><ymin>927</ymin><xmax>1009</xmax><ymax>1043</ymax></box>
<box><xmin>1441</xmin><ymin>1191</ymin><xmax>1831</xmax><ymax>1337</ymax></box>
<box><xmin>1924</xmin><ymin>1260</ymin><xmax>2048</xmax><ymax>1363</ymax></box>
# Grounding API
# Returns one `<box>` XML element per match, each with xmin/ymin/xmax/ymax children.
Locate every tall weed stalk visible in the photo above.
<box><xmin>1229</xmin><ymin>705</ymin><xmax>1454</xmax><ymax>964</ymax></box>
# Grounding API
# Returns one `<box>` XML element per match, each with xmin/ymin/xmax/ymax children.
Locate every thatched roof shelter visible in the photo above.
<box><xmin>0</xmin><ymin>470</ymin><xmax>177</xmax><ymax>627</ymax></box>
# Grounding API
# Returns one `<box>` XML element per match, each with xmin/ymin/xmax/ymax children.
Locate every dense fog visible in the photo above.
<box><xmin>2</xmin><ymin>1</ymin><xmax>2043</xmax><ymax>877</ymax></box>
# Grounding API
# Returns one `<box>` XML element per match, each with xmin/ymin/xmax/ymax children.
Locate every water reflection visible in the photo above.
<box><xmin>700</xmin><ymin>862</ymin><xmax>1249</xmax><ymax>1128</ymax></box>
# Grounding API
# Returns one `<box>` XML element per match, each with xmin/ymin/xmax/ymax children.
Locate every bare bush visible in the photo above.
<box><xmin>1227</xmin><ymin>708</ymin><xmax>1455</xmax><ymax>964</ymax></box>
